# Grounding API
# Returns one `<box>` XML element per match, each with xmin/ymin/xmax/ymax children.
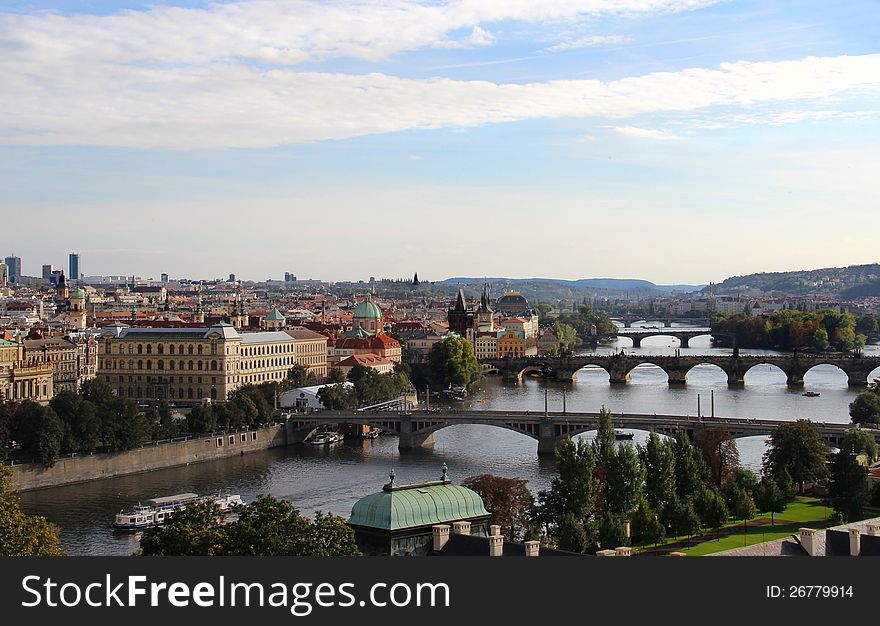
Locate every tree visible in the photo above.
<box><xmin>828</xmin><ymin>451</ymin><xmax>869</xmax><ymax>523</ymax></box>
<box><xmin>427</xmin><ymin>335</ymin><xmax>481</xmax><ymax>390</ymax></box>
<box><xmin>671</xmin><ymin>497</ymin><xmax>702</xmax><ymax>546</ymax></box>
<box><xmin>842</xmin><ymin>429</ymin><xmax>878</xmax><ymax>464</ymax></box>
<box><xmin>630</xmin><ymin>499</ymin><xmax>665</xmax><ymax>547</ymax></box>
<box><xmin>534</xmin><ymin>437</ymin><xmax>598</xmax><ymax>551</ymax></box>
<box><xmin>592</xmin><ymin>407</ymin><xmax>616</xmax><ymax>472</ymax></box>
<box><xmin>603</xmin><ymin>443</ymin><xmax>645</xmax><ymax>519</ymax></box>
<box><xmin>99</xmin><ymin>398</ymin><xmax>146</xmax><ymax>451</ymax></box>
<box><xmin>729</xmin><ymin>485</ymin><xmax>757</xmax><ymax>543</ymax></box>
<box><xmin>672</xmin><ymin>432</ymin><xmax>708</xmax><ymax>499</ymax></box>
<box><xmin>638</xmin><ymin>432</ymin><xmax>676</xmax><ymax>513</ymax></box>
<box><xmin>316</xmin><ymin>383</ymin><xmax>357</xmax><ymax>410</ymax></box>
<box><xmin>812</xmin><ymin>327</ymin><xmax>830</xmax><ymax>351</ymax></box>
<box><xmin>187</xmin><ymin>404</ymin><xmax>218</xmax><ymax>434</ymax></box>
<box><xmin>552</xmin><ymin>322</ymin><xmax>580</xmax><ymax>355</ymax></box>
<box><xmin>15</xmin><ymin>402</ymin><xmax>64</xmax><ymax>466</ymax></box>
<box><xmin>695</xmin><ymin>488</ymin><xmax>728</xmax><ymax>539</ymax></box>
<box><xmin>0</xmin><ymin>467</ymin><xmax>64</xmax><ymax>556</ymax></box>
<box><xmin>220</xmin><ymin>495</ymin><xmax>360</xmax><ymax>556</ymax></box>
<box><xmin>139</xmin><ymin>501</ymin><xmax>227</xmax><ymax>556</ymax></box>
<box><xmin>462</xmin><ymin>474</ymin><xmax>534</xmax><ymax>541</ymax></box>
<box><xmin>695</xmin><ymin>428</ymin><xmax>740</xmax><ymax>489</ymax></box>
<box><xmin>849</xmin><ymin>391</ymin><xmax>880</xmax><ymax>425</ymax></box>
<box><xmin>762</xmin><ymin>420</ymin><xmax>828</xmax><ymax>494</ymax></box>
<box><xmin>598</xmin><ymin>512</ymin><xmax>629</xmax><ymax>549</ymax></box>
<box><xmin>286</xmin><ymin>363</ymin><xmax>317</xmax><ymax>389</ymax></box>
<box><xmin>753</xmin><ymin>479</ymin><xmax>786</xmax><ymax>526</ymax></box>
<box><xmin>327</xmin><ymin>367</ymin><xmax>347</xmax><ymax>383</ymax></box>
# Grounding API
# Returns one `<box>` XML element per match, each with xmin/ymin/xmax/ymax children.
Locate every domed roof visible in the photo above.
<box><xmin>265</xmin><ymin>308</ymin><xmax>286</xmax><ymax>321</ymax></box>
<box><xmin>348</xmin><ymin>477</ymin><xmax>489</xmax><ymax>531</ymax></box>
<box><xmin>354</xmin><ymin>298</ymin><xmax>382</xmax><ymax>320</ymax></box>
<box><xmin>69</xmin><ymin>288</ymin><xmax>86</xmax><ymax>299</ymax></box>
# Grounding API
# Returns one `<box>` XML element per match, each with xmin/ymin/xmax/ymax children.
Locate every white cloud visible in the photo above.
<box><xmin>613</xmin><ymin>126</ymin><xmax>679</xmax><ymax>139</ymax></box>
<box><xmin>1</xmin><ymin>51</ymin><xmax>878</xmax><ymax>149</ymax></box>
<box><xmin>0</xmin><ymin>1</ymin><xmax>719</xmax><ymax>66</ymax></box>
<box><xmin>545</xmin><ymin>35</ymin><xmax>632</xmax><ymax>52</ymax></box>
<box><xmin>436</xmin><ymin>26</ymin><xmax>496</xmax><ymax>49</ymax></box>
<box><xmin>407</xmin><ymin>154</ymin><xmax>423</xmax><ymax>160</ymax></box>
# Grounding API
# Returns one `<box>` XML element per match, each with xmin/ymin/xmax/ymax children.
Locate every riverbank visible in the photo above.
<box><xmin>9</xmin><ymin>424</ymin><xmax>287</xmax><ymax>492</ymax></box>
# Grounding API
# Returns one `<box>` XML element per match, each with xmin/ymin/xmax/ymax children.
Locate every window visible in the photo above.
<box><xmin>252</xmin><ymin>432</ymin><xmax>257</xmax><ymax>441</ymax></box>
<box><xmin>146</xmin><ymin>344</ymin><xmax>152</xmax><ymax>355</ymax></box>
<box><xmin>188</xmin><ymin>345</ymin><xmax>194</xmax><ymax>355</ymax></box>
<box><xmin>170</xmin><ymin>345</ymin><xmax>175</xmax><ymax>355</ymax></box>
<box><xmin>228</xmin><ymin>436</ymin><xmax>234</xmax><ymax>445</ymax></box>
<box><xmin>217</xmin><ymin>438</ymin><xmax>223</xmax><ymax>447</ymax></box>
<box><xmin>158</xmin><ymin>345</ymin><xmax>164</xmax><ymax>355</ymax></box>
<box><xmin>241</xmin><ymin>434</ymin><xmax>247</xmax><ymax>443</ymax></box>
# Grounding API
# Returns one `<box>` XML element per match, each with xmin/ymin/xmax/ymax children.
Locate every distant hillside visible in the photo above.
<box><xmin>703</xmin><ymin>264</ymin><xmax>880</xmax><ymax>297</ymax></box>
<box><xmin>439</xmin><ymin>277</ymin><xmax>703</xmax><ymax>302</ymax></box>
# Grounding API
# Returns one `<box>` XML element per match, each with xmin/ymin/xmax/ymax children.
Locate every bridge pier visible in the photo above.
<box><xmin>727</xmin><ymin>372</ymin><xmax>744</xmax><ymax>386</ymax></box>
<box><xmin>664</xmin><ymin>319</ymin><xmax>672</xmax><ymax>328</ymax></box>
<box><xmin>667</xmin><ymin>370</ymin><xmax>687</xmax><ymax>385</ymax></box>
<box><xmin>786</xmin><ymin>372</ymin><xmax>805</xmax><ymax>388</ymax></box>
<box><xmin>679</xmin><ymin>336</ymin><xmax>690</xmax><ymax>348</ymax></box>
<box><xmin>630</xmin><ymin>336</ymin><xmax>642</xmax><ymax>348</ymax></box>
<box><xmin>398</xmin><ymin>416</ymin><xmax>436</xmax><ymax>450</ymax></box>
<box><xmin>537</xmin><ymin>419</ymin><xmax>557</xmax><ymax>455</ymax></box>
<box><xmin>609</xmin><ymin>370</ymin><xmax>631</xmax><ymax>384</ymax></box>
<box><xmin>847</xmin><ymin>371</ymin><xmax>869</xmax><ymax>387</ymax></box>
<box><xmin>624</xmin><ymin>320</ymin><xmax>632</xmax><ymax>328</ymax></box>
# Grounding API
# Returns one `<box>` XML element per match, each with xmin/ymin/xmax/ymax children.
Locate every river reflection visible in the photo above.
<box><xmin>19</xmin><ymin>329</ymin><xmax>880</xmax><ymax>555</ymax></box>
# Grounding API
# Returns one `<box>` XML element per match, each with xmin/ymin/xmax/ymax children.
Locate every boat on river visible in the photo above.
<box><xmin>113</xmin><ymin>492</ymin><xmax>243</xmax><ymax>530</ymax></box>
<box><xmin>802</xmin><ymin>391</ymin><xmax>821</xmax><ymax>397</ymax></box>
<box><xmin>310</xmin><ymin>431</ymin><xmax>344</xmax><ymax>445</ymax></box>
<box><xmin>614</xmin><ymin>430</ymin><xmax>635</xmax><ymax>440</ymax></box>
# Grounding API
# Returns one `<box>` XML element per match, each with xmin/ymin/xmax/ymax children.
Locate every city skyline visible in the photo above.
<box><xmin>2</xmin><ymin>0</ymin><xmax>879</xmax><ymax>282</ymax></box>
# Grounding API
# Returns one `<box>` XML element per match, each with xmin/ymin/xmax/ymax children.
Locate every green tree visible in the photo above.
<box><xmin>730</xmin><ymin>485</ymin><xmax>757</xmax><ymax>543</ymax></box>
<box><xmin>462</xmin><ymin>474</ymin><xmax>534</xmax><ymax>541</ymax></box>
<box><xmin>828</xmin><ymin>451</ymin><xmax>869</xmax><ymax>523</ymax></box>
<box><xmin>603</xmin><ymin>443</ymin><xmax>645</xmax><ymax>519</ymax></box>
<box><xmin>842</xmin><ymin>429</ymin><xmax>878</xmax><ymax>464</ymax></box>
<box><xmin>762</xmin><ymin>420</ymin><xmax>828</xmax><ymax>494</ymax></box>
<box><xmin>695</xmin><ymin>488</ymin><xmax>729</xmax><ymax>540</ymax></box>
<box><xmin>286</xmin><ymin>363</ymin><xmax>318</xmax><ymax>389</ymax></box>
<box><xmin>671</xmin><ymin>497</ymin><xmax>702</xmax><ymax>546</ymax></box>
<box><xmin>15</xmin><ymin>402</ymin><xmax>64</xmax><ymax>466</ymax></box>
<box><xmin>753</xmin><ymin>479</ymin><xmax>786</xmax><ymax>526</ymax></box>
<box><xmin>427</xmin><ymin>335</ymin><xmax>480</xmax><ymax>389</ymax></box>
<box><xmin>534</xmin><ymin>437</ymin><xmax>598</xmax><ymax>551</ymax></box>
<box><xmin>598</xmin><ymin>512</ymin><xmax>629</xmax><ymax>549</ymax></box>
<box><xmin>672</xmin><ymin>432</ymin><xmax>708</xmax><ymax>499</ymax></box>
<box><xmin>309</xmin><ymin>511</ymin><xmax>361</xmax><ymax>556</ymax></box>
<box><xmin>557</xmin><ymin>513</ymin><xmax>589</xmax><ymax>553</ymax></box>
<box><xmin>187</xmin><ymin>404</ymin><xmax>218</xmax><ymax>434</ymax></box>
<box><xmin>552</xmin><ymin>322</ymin><xmax>580</xmax><ymax>355</ymax></box>
<box><xmin>316</xmin><ymin>383</ymin><xmax>357</xmax><ymax>410</ymax></box>
<box><xmin>139</xmin><ymin>501</ymin><xmax>227</xmax><ymax>556</ymax></box>
<box><xmin>630</xmin><ymin>499</ymin><xmax>665</xmax><ymax>547</ymax></box>
<box><xmin>812</xmin><ymin>327</ymin><xmax>830</xmax><ymax>351</ymax></box>
<box><xmin>638</xmin><ymin>432</ymin><xmax>676</xmax><ymax>513</ymax></box>
<box><xmin>327</xmin><ymin>367</ymin><xmax>347</xmax><ymax>383</ymax></box>
<box><xmin>0</xmin><ymin>467</ymin><xmax>64</xmax><ymax>556</ymax></box>
<box><xmin>849</xmin><ymin>390</ymin><xmax>880</xmax><ymax>425</ymax></box>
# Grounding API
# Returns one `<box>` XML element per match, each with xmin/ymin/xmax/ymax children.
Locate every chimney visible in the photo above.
<box><xmin>848</xmin><ymin>528</ymin><xmax>861</xmax><ymax>557</ymax></box>
<box><xmin>799</xmin><ymin>528</ymin><xmax>817</xmax><ymax>556</ymax></box>
<box><xmin>614</xmin><ymin>547</ymin><xmax>632</xmax><ymax>557</ymax></box>
<box><xmin>489</xmin><ymin>524</ymin><xmax>502</xmax><ymax>538</ymax></box>
<box><xmin>452</xmin><ymin>521</ymin><xmax>471</xmax><ymax>536</ymax></box>
<box><xmin>432</xmin><ymin>525</ymin><xmax>450</xmax><ymax>552</ymax></box>
<box><xmin>488</xmin><ymin>535</ymin><xmax>504</xmax><ymax>557</ymax></box>
<box><xmin>524</xmin><ymin>541</ymin><xmax>540</xmax><ymax>557</ymax></box>
<box><xmin>866</xmin><ymin>522</ymin><xmax>880</xmax><ymax>537</ymax></box>
<box><xmin>624</xmin><ymin>521</ymin><xmax>631</xmax><ymax>540</ymax></box>
<box><xmin>596</xmin><ymin>549</ymin><xmax>616</xmax><ymax>557</ymax></box>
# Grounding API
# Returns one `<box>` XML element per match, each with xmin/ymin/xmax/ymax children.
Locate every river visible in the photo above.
<box><xmin>19</xmin><ymin>326</ymin><xmax>880</xmax><ymax>555</ymax></box>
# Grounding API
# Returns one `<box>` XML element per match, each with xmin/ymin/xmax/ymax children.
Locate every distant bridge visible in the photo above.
<box><xmin>613</xmin><ymin>327</ymin><xmax>714</xmax><ymax>348</ymax></box>
<box><xmin>479</xmin><ymin>353</ymin><xmax>880</xmax><ymax>387</ymax></box>
<box><xmin>610</xmin><ymin>316</ymin><xmax>711</xmax><ymax>328</ymax></box>
<box><xmin>285</xmin><ymin>409</ymin><xmax>875</xmax><ymax>455</ymax></box>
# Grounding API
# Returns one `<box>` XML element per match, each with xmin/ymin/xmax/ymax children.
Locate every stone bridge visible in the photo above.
<box><xmin>285</xmin><ymin>409</ymin><xmax>874</xmax><ymax>455</ymax></box>
<box><xmin>610</xmin><ymin>316</ymin><xmax>711</xmax><ymax>328</ymax></box>
<box><xmin>613</xmin><ymin>328</ymin><xmax>713</xmax><ymax>348</ymax></box>
<box><xmin>480</xmin><ymin>353</ymin><xmax>880</xmax><ymax>387</ymax></box>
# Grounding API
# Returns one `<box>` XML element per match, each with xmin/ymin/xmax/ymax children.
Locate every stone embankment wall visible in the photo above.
<box><xmin>10</xmin><ymin>424</ymin><xmax>287</xmax><ymax>492</ymax></box>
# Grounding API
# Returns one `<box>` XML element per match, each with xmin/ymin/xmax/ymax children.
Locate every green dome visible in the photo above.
<box><xmin>265</xmin><ymin>308</ymin><xmax>286</xmax><ymax>321</ymax></box>
<box><xmin>354</xmin><ymin>299</ymin><xmax>382</xmax><ymax>320</ymax></box>
<box><xmin>348</xmin><ymin>481</ymin><xmax>489</xmax><ymax>531</ymax></box>
<box><xmin>69</xmin><ymin>288</ymin><xmax>86</xmax><ymax>299</ymax></box>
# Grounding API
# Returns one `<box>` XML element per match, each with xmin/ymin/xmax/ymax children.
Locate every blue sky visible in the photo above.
<box><xmin>1</xmin><ymin>1</ymin><xmax>879</xmax><ymax>283</ymax></box>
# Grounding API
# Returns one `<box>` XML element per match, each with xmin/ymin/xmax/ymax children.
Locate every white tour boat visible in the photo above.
<box><xmin>113</xmin><ymin>492</ymin><xmax>244</xmax><ymax>530</ymax></box>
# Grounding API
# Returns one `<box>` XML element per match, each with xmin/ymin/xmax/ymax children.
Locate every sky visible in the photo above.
<box><xmin>1</xmin><ymin>0</ymin><xmax>879</xmax><ymax>284</ymax></box>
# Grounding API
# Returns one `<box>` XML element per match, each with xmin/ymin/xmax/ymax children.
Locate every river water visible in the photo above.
<box><xmin>19</xmin><ymin>326</ymin><xmax>880</xmax><ymax>555</ymax></box>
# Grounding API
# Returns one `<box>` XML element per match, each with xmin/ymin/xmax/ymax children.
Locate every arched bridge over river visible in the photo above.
<box><xmin>480</xmin><ymin>353</ymin><xmax>880</xmax><ymax>387</ymax></box>
<box><xmin>286</xmin><ymin>409</ymin><xmax>877</xmax><ymax>455</ymax></box>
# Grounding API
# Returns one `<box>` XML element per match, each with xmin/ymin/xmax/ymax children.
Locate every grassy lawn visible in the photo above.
<box><xmin>633</xmin><ymin>497</ymin><xmax>836</xmax><ymax>556</ymax></box>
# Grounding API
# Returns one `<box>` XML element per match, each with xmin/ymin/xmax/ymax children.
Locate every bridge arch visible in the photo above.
<box><xmin>869</xmin><ymin>365</ymin><xmax>880</xmax><ymax>385</ymax></box>
<box><xmin>413</xmin><ymin>420</ymin><xmax>540</xmax><ymax>442</ymax></box>
<box><xmin>802</xmin><ymin>363</ymin><xmax>849</xmax><ymax>388</ymax></box>
<box><xmin>743</xmin><ymin>362</ymin><xmax>790</xmax><ymax>386</ymax></box>
<box><xmin>683</xmin><ymin>362</ymin><xmax>728</xmax><ymax>385</ymax></box>
<box><xmin>574</xmin><ymin>362</ymin><xmax>612</xmax><ymax>384</ymax></box>
<box><xmin>626</xmin><ymin>361</ymin><xmax>670</xmax><ymax>384</ymax></box>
